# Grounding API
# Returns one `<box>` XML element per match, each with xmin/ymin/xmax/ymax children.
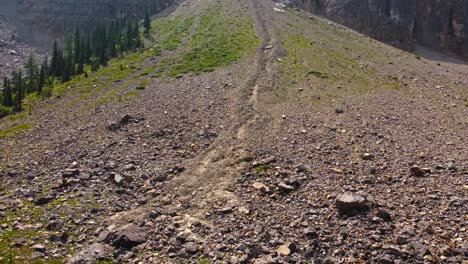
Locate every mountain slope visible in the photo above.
<box><xmin>0</xmin><ymin>0</ymin><xmax>466</xmax><ymax>263</ymax></box>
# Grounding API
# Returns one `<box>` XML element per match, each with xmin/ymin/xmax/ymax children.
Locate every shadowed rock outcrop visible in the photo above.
<box><xmin>288</xmin><ymin>0</ymin><xmax>468</xmax><ymax>57</ymax></box>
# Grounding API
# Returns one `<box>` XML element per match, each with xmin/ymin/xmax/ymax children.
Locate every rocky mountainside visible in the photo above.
<box><xmin>8</xmin><ymin>0</ymin><xmax>177</xmax><ymax>48</ymax></box>
<box><xmin>0</xmin><ymin>16</ymin><xmax>43</xmax><ymax>79</ymax></box>
<box><xmin>286</xmin><ymin>0</ymin><xmax>468</xmax><ymax>57</ymax></box>
<box><xmin>0</xmin><ymin>0</ymin><xmax>466</xmax><ymax>263</ymax></box>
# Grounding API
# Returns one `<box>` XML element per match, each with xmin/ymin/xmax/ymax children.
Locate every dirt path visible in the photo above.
<box><xmin>159</xmin><ymin>0</ymin><xmax>278</xmax><ymax>218</ymax></box>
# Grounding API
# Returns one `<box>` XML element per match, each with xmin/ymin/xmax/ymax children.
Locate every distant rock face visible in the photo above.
<box><xmin>288</xmin><ymin>0</ymin><xmax>468</xmax><ymax>57</ymax></box>
<box><xmin>13</xmin><ymin>0</ymin><xmax>176</xmax><ymax>48</ymax></box>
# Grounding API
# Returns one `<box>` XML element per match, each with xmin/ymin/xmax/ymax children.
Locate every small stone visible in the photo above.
<box><xmin>114</xmin><ymin>174</ymin><xmax>124</xmax><ymax>184</ymax></box>
<box><xmin>123</xmin><ymin>164</ymin><xmax>136</xmax><ymax>171</ymax></box>
<box><xmin>217</xmin><ymin>207</ymin><xmax>233</xmax><ymax>214</ymax></box>
<box><xmin>32</xmin><ymin>244</ymin><xmax>46</xmax><ymax>253</ymax></box>
<box><xmin>229</xmin><ymin>256</ymin><xmax>239</xmax><ymax>264</ymax></box>
<box><xmin>62</xmin><ymin>169</ymin><xmax>79</xmax><ymax>178</ymax></box>
<box><xmin>185</xmin><ymin>242</ymin><xmax>198</xmax><ymax>254</ymax></box>
<box><xmin>361</xmin><ymin>153</ymin><xmax>375</xmax><ymax>160</ymax></box>
<box><xmin>446</xmin><ymin>161</ymin><xmax>457</xmax><ymax>171</ymax></box>
<box><xmin>276</xmin><ymin>242</ymin><xmax>296</xmax><ymax>256</ymax></box>
<box><xmin>410</xmin><ymin>166</ymin><xmax>426</xmax><ymax>177</ymax></box>
<box><xmin>376</xmin><ymin>210</ymin><xmax>392</xmax><ymax>222</ymax></box>
<box><xmin>46</xmin><ymin>220</ymin><xmax>63</xmax><ymax>231</ymax></box>
<box><xmin>376</xmin><ymin>254</ymin><xmax>394</xmax><ymax>264</ymax></box>
<box><xmin>303</xmin><ymin>228</ymin><xmax>318</xmax><ymax>239</ymax></box>
<box><xmin>278</xmin><ymin>182</ymin><xmax>295</xmax><ymax>192</ymax></box>
<box><xmin>395</xmin><ymin>235</ymin><xmax>407</xmax><ymax>245</ymax></box>
<box><xmin>252</xmin><ymin>182</ymin><xmax>270</xmax><ymax>193</ymax></box>
<box><xmin>335</xmin><ymin>107</ymin><xmax>344</xmax><ymax>114</ymax></box>
<box><xmin>112</xmin><ymin>225</ymin><xmax>148</xmax><ymax>248</ymax></box>
<box><xmin>335</xmin><ymin>193</ymin><xmax>368</xmax><ymax>214</ymax></box>
<box><xmin>14</xmin><ymin>238</ymin><xmax>26</xmax><ymax>247</ymax></box>
<box><xmin>34</xmin><ymin>196</ymin><xmax>55</xmax><ymax>206</ymax></box>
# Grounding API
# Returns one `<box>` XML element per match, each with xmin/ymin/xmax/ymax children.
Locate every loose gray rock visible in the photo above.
<box><xmin>112</xmin><ymin>225</ymin><xmax>148</xmax><ymax>248</ymax></box>
<box><xmin>335</xmin><ymin>193</ymin><xmax>369</xmax><ymax>214</ymax></box>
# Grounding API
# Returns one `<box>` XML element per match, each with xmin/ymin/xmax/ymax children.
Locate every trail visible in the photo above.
<box><xmin>104</xmin><ymin>0</ymin><xmax>279</xmax><ymax>227</ymax></box>
<box><xmin>166</xmin><ymin>0</ymin><xmax>279</xmax><ymax>215</ymax></box>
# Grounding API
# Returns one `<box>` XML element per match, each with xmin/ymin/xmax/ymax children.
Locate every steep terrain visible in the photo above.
<box><xmin>286</xmin><ymin>0</ymin><xmax>468</xmax><ymax>57</ymax></box>
<box><xmin>0</xmin><ymin>16</ymin><xmax>43</xmax><ymax>79</ymax></box>
<box><xmin>0</xmin><ymin>0</ymin><xmax>467</xmax><ymax>263</ymax></box>
<box><xmin>10</xmin><ymin>0</ymin><xmax>177</xmax><ymax>48</ymax></box>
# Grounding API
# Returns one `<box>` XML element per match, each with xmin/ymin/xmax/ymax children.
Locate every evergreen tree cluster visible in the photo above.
<box><xmin>0</xmin><ymin>15</ymin><xmax>144</xmax><ymax>117</ymax></box>
<box><xmin>1</xmin><ymin>55</ymin><xmax>49</xmax><ymax>114</ymax></box>
<box><xmin>50</xmin><ymin>15</ymin><xmax>143</xmax><ymax>82</ymax></box>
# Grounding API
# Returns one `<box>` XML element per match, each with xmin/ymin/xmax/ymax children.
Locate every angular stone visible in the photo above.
<box><xmin>252</xmin><ymin>182</ymin><xmax>270</xmax><ymax>193</ymax></box>
<box><xmin>32</xmin><ymin>244</ymin><xmax>46</xmax><ymax>253</ymax></box>
<box><xmin>278</xmin><ymin>182</ymin><xmax>295</xmax><ymax>192</ymax></box>
<box><xmin>69</xmin><ymin>243</ymin><xmax>113</xmax><ymax>264</ymax></box>
<box><xmin>185</xmin><ymin>242</ymin><xmax>198</xmax><ymax>254</ymax></box>
<box><xmin>335</xmin><ymin>193</ymin><xmax>368</xmax><ymax>214</ymax></box>
<box><xmin>112</xmin><ymin>225</ymin><xmax>148</xmax><ymax>248</ymax></box>
<box><xmin>410</xmin><ymin>166</ymin><xmax>426</xmax><ymax>177</ymax></box>
<box><xmin>276</xmin><ymin>242</ymin><xmax>297</xmax><ymax>256</ymax></box>
<box><xmin>62</xmin><ymin>169</ymin><xmax>79</xmax><ymax>178</ymax></box>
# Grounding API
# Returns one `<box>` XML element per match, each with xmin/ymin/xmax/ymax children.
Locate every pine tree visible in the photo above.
<box><xmin>51</xmin><ymin>40</ymin><xmax>59</xmax><ymax>76</ymax></box>
<box><xmin>144</xmin><ymin>9</ymin><xmax>151</xmax><ymax>35</ymax></box>
<box><xmin>38</xmin><ymin>64</ymin><xmax>45</xmax><ymax>94</ymax></box>
<box><xmin>74</xmin><ymin>27</ymin><xmax>81</xmax><ymax>63</ymax></box>
<box><xmin>26</xmin><ymin>53</ymin><xmax>36</xmax><ymax>93</ymax></box>
<box><xmin>13</xmin><ymin>71</ymin><xmax>23</xmax><ymax>111</ymax></box>
<box><xmin>2</xmin><ymin>77</ymin><xmax>13</xmax><ymax>107</ymax></box>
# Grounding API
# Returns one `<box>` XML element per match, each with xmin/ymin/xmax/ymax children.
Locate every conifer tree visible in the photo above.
<box><xmin>26</xmin><ymin>53</ymin><xmax>36</xmax><ymax>93</ymax></box>
<box><xmin>51</xmin><ymin>40</ymin><xmax>59</xmax><ymax>76</ymax></box>
<box><xmin>38</xmin><ymin>64</ymin><xmax>45</xmax><ymax>94</ymax></box>
<box><xmin>74</xmin><ymin>27</ymin><xmax>81</xmax><ymax>63</ymax></box>
<box><xmin>14</xmin><ymin>71</ymin><xmax>23</xmax><ymax>111</ymax></box>
<box><xmin>144</xmin><ymin>10</ymin><xmax>151</xmax><ymax>35</ymax></box>
<box><xmin>2</xmin><ymin>77</ymin><xmax>13</xmax><ymax>107</ymax></box>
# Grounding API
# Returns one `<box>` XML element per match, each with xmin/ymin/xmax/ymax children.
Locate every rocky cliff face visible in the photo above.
<box><xmin>11</xmin><ymin>0</ymin><xmax>176</xmax><ymax>48</ymax></box>
<box><xmin>288</xmin><ymin>0</ymin><xmax>468</xmax><ymax>57</ymax></box>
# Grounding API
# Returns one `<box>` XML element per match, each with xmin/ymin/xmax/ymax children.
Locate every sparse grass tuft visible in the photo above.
<box><xmin>0</xmin><ymin>123</ymin><xmax>31</xmax><ymax>139</ymax></box>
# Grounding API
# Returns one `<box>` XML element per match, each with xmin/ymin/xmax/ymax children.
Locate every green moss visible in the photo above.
<box><xmin>254</xmin><ymin>164</ymin><xmax>270</xmax><ymax>173</ymax></box>
<box><xmin>8</xmin><ymin>112</ymin><xmax>28</xmax><ymax>121</ymax></box>
<box><xmin>0</xmin><ymin>123</ymin><xmax>31</xmax><ymax>139</ymax></box>
<box><xmin>67</xmin><ymin>198</ymin><xmax>79</xmax><ymax>206</ymax></box>
<box><xmin>198</xmin><ymin>257</ymin><xmax>212</xmax><ymax>264</ymax></box>
<box><xmin>124</xmin><ymin>91</ymin><xmax>139</xmax><ymax>99</ymax></box>
<box><xmin>140</xmin><ymin>80</ymin><xmax>150</xmax><ymax>87</ymax></box>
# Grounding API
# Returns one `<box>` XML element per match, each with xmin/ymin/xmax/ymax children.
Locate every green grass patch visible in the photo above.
<box><xmin>0</xmin><ymin>106</ymin><xmax>13</xmax><ymax>118</ymax></box>
<box><xmin>254</xmin><ymin>164</ymin><xmax>270</xmax><ymax>173</ymax></box>
<box><xmin>156</xmin><ymin>0</ymin><xmax>260</xmax><ymax>77</ymax></box>
<box><xmin>158</xmin><ymin>17</ymin><xmax>195</xmax><ymax>51</ymax></box>
<box><xmin>7</xmin><ymin>112</ymin><xmax>28</xmax><ymax>121</ymax></box>
<box><xmin>124</xmin><ymin>91</ymin><xmax>139</xmax><ymax>99</ymax></box>
<box><xmin>0</xmin><ymin>123</ymin><xmax>31</xmax><ymax>139</ymax></box>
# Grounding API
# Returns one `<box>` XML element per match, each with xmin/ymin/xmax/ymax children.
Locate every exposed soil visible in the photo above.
<box><xmin>0</xmin><ymin>0</ymin><xmax>466</xmax><ymax>263</ymax></box>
